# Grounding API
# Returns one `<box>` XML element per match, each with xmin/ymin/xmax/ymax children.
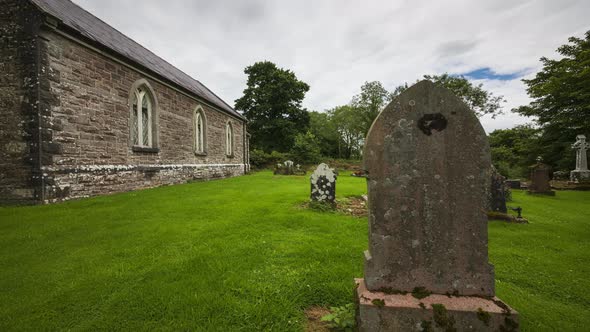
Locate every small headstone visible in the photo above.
<box><xmin>506</xmin><ymin>179</ymin><xmax>521</xmax><ymax>189</ymax></box>
<box><xmin>570</xmin><ymin>134</ymin><xmax>590</xmax><ymax>183</ymax></box>
<box><xmin>528</xmin><ymin>157</ymin><xmax>555</xmax><ymax>195</ymax></box>
<box><xmin>355</xmin><ymin>80</ymin><xmax>518</xmax><ymax>331</ymax></box>
<box><xmin>310</xmin><ymin>163</ymin><xmax>336</xmax><ymax>204</ymax></box>
<box><xmin>490</xmin><ymin>166</ymin><xmax>508</xmax><ymax>213</ymax></box>
<box><xmin>274</xmin><ymin>160</ymin><xmax>296</xmax><ymax>175</ymax></box>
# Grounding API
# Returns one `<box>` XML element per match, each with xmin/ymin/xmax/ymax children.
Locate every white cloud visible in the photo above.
<box><xmin>73</xmin><ymin>0</ymin><xmax>590</xmax><ymax>132</ymax></box>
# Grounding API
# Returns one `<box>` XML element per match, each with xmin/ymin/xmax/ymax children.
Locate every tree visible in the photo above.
<box><xmin>488</xmin><ymin>125</ymin><xmax>541</xmax><ymax>177</ymax></box>
<box><xmin>235</xmin><ymin>61</ymin><xmax>310</xmax><ymax>153</ymax></box>
<box><xmin>328</xmin><ymin>105</ymin><xmax>365</xmax><ymax>159</ymax></box>
<box><xmin>515</xmin><ymin>30</ymin><xmax>590</xmax><ymax>131</ymax></box>
<box><xmin>308</xmin><ymin>111</ymin><xmax>340</xmax><ymax>158</ymax></box>
<box><xmin>352</xmin><ymin>81</ymin><xmax>393</xmax><ymax>135</ymax></box>
<box><xmin>290</xmin><ymin>131</ymin><xmax>322</xmax><ymax>164</ymax></box>
<box><xmin>393</xmin><ymin>74</ymin><xmax>506</xmax><ymax>118</ymax></box>
<box><xmin>513</xmin><ymin>30</ymin><xmax>590</xmax><ymax>171</ymax></box>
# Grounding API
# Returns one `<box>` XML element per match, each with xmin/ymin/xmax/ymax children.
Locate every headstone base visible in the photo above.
<box><xmin>355</xmin><ymin>279</ymin><xmax>519</xmax><ymax>332</ymax></box>
<box><xmin>526</xmin><ymin>190</ymin><xmax>555</xmax><ymax>196</ymax></box>
<box><xmin>570</xmin><ymin>170</ymin><xmax>590</xmax><ymax>183</ymax></box>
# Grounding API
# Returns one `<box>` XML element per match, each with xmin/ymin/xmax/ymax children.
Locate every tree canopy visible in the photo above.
<box><xmin>514</xmin><ymin>30</ymin><xmax>590</xmax><ymax>134</ymax></box>
<box><xmin>352</xmin><ymin>81</ymin><xmax>394</xmax><ymax>135</ymax></box>
<box><xmin>393</xmin><ymin>74</ymin><xmax>506</xmax><ymax>118</ymax></box>
<box><xmin>235</xmin><ymin>61</ymin><xmax>310</xmax><ymax>153</ymax></box>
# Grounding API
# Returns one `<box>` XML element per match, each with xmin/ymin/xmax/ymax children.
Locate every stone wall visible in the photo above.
<box><xmin>0</xmin><ymin>1</ymin><xmax>44</xmax><ymax>204</ymax></box>
<box><xmin>0</xmin><ymin>1</ymin><xmax>249</xmax><ymax>204</ymax></box>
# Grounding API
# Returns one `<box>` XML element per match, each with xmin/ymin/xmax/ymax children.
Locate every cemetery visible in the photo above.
<box><xmin>1</xmin><ymin>0</ymin><xmax>589</xmax><ymax>331</ymax></box>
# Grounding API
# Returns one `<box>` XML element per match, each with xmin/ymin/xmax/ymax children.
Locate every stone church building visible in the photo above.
<box><xmin>1</xmin><ymin>0</ymin><xmax>250</xmax><ymax>204</ymax></box>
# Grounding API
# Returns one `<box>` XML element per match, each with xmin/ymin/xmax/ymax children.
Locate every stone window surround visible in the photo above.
<box><xmin>193</xmin><ymin>105</ymin><xmax>207</xmax><ymax>156</ymax></box>
<box><xmin>225</xmin><ymin>121</ymin><xmax>234</xmax><ymax>158</ymax></box>
<box><xmin>129</xmin><ymin>79</ymin><xmax>160</xmax><ymax>153</ymax></box>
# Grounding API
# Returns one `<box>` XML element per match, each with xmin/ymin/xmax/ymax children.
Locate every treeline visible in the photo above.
<box><xmin>236</xmin><ymin>31</ymin><xmax>590</xmax><ymax>174</ymax></box>
<box><xmin>236</xmin><ymin>62</ymin><xmax>503</xmax><ymax>167</ymax></box>
<box><xmin>490</xmin><ymin>30</ymin><xmax>590</xmax><ymax>178</ymax></box>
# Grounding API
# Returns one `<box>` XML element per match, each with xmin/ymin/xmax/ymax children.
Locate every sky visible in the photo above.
<box><xmin>72</xmin><ymin>0</ymin><xmax>589</xmax><ymax>133</ymax></box>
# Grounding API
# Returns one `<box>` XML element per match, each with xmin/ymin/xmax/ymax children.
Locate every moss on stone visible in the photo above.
<box><xmin>377</xmin><ymin>287</ymin><xmax>408</xmax><ymax>295</ymax></box>
<box><xmin>432</xmin><ymin>303</ymin><xmax>457</xmax><ymax>332</ymax></box>
<box><xmin>371</xmin><ymin>299</ymin><xmax>385</xmax><ymax>308</ymax></box>
<box><xmin>477</xmin><ymin>307</ymin><xmax>491</xmax><ymax>326</ymax></box>
<box><xmin>500</xmin><ymin>316</ymin><xmax>519</xmax><ymax>332</ymax></box>
<box><xmin>421</xmin><ymin>320</ymin><xmax>434</xmax><ymax>332</ymax></box>
<box><xmin>412</xmin><ymin>286</ymin><xmax>431</xmax><ymax>299</ymax></box>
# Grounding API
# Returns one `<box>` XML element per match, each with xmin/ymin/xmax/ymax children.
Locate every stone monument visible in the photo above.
<box><xmin>310</xmin><ymin>163</ymin><xmax>337</xmax><ymax>204</ymax></box>
<box><xmin>570</xmin><ymin>134</ymin><xmax>590</xmax><ymax>183</ymax></box>
<box><xmin>355</xmin><ymin>80</ymin><xmax>519</xmax><ymax>331</ymax></box>
<box><xmin>527</xmin><ymin>157</ymin><xmax>555</xmax><ymax>195</ymax></box>
<box><xmin>490</xmin><ymin>166</ymin><xmax>508</xmax><ymax>213</ymax></box>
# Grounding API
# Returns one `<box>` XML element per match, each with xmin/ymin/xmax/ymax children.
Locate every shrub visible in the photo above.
<box><xmin>290</xmin><ymin>131</ymin><xmax>321</xmax><ymax>165</ymax></box>
<box><xmin>249</xmin><ymin>150</ymin><xmax>289</xmax><ymax>169</ymax></box>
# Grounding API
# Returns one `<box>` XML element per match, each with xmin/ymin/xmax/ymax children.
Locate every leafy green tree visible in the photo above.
<box><xmin>352</xmin><ymin>81</ymin><xmax>393</xmax><ymax>135</ymax></box>
<box><xmin>328</xmin><ymin>105</ymin><xmax>365</xmax><ymax>159</ymax></box>
<box><xmin>393</xmin><ymin>74</ymin><xmax>506</xmax><ymax>118</ymax></box>
<box><xmin>488</xmin><ymin>125</ymin><xmax>541</xmax><ymax>177</ymax></box>
<box><xmin>235</xmin><ymin>61</ymin><xmax>310</xmax><ymax>153</ymax></box>
<box><xmin>309</xmin><ymin>111</ymin><xmax>340</xmax><ymax>158</ymax></box>
<box><xmin>513</xmin><ymin>30</ymin><xmax>590</xmax><ymax>172</ymax></box>
<box><xmin>290</xmin><ymin>131</ymin><xmax>321</xmax><ymax>164</ymax></box>
<box><xmin>514</xmin><ymin>30</ymin><xmax>590</xmax><ymax>134</ymax></box>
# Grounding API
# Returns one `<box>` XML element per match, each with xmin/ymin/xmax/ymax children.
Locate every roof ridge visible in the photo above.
<box><xmin>197</xmin><ymin>80</ymin><xmax>239</xmax><ymax>114</ymax></box>
<box><xmin>30</xmin><ymin>0</ymin><xmax>244</xmax><ymax>120</ymax></box>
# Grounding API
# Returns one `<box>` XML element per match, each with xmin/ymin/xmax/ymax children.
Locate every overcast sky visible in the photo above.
<box><xmin>73</xmin><ymin>0</ymin><xmax>589</xmax><ymax>132</ymax></box>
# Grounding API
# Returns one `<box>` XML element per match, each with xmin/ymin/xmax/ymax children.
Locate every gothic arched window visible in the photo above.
<box><xmin>225</xmin><ymin>121</ymin><xmax>233</xmax><ymax>157</ymax></box>
<box><xmin>194</xmin><ymin>106</ymin><xmax>207</xmax><ymax>154</ymax></box>
<box><xmin>130</xmin><ymin>80</ymin><xmax>157</xmax><ymax>149</ymax></box>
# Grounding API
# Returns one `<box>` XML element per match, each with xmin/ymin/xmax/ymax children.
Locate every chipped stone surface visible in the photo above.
<box><xmin>362</xmin><ymin>80</ymin><xmax>494</xmax><ymax>297</ymax></box>
<box><xmin>355</xmin><ymin>279</ymin><xmax>519</xmax><ymax>332</ymax></box>
<box><xmin>310</xmin><ymin>163</ymin><xmax>337</xmax><ymax>204</ymax></box>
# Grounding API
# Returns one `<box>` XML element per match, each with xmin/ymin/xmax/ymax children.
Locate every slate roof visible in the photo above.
<box><xmin>30</xmin><ymin>0</ymin><xmax>244</xmax><ymax>120</ymax></box>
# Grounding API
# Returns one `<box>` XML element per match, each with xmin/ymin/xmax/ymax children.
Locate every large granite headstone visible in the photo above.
<box><xmin>570</xmin><ymin>134</ymin><xmax>590</xmax><ymax>183</ymax></box>
<box><xmin>355</xmin><ymin>81</ymin><xmax>518</xmax><ymax>331</ymax></box>
<box><xmin>310</xmin><ymin>163</ymin><xmax>336</xmax><ymax>204</ymax></box>
<box><xmin>528</xmin><ymin>157</ymin><xmax>555</xmax><ymax>195</ymax></box>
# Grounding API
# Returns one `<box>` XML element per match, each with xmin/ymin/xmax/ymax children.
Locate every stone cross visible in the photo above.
<box><xmin>310</xmin><ymin>163</ymin><xmax>336</xmax><ymax>204</ymax></box>
<box><xmin>355</xmin><ymin>80</ymin><xmax>518</xmax><ymax>331</ymax></box>
<box><xmin>573</xmin><ymin>135</ymin><xmax>589</xmax><ymax>171</ymax></box>
<box><xmin>570</xmin><ymin>135</ymin><xmax>590</xmax><ymax>182</ymax></box>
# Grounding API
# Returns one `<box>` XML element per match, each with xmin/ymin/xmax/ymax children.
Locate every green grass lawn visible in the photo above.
<box><xmin>0</xmin><ymin>171</ymin><xmax>589</xmax><ymax>331</ymax></box>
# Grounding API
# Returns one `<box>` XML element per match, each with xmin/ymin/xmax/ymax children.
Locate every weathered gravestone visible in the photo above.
<box><xmin>570</xmin><ymin>134</ymin><xmax>590</xmax><ymax>183</ymax></box>
<box><xmin>355</xmin><ymin>80</ymin><xmax>519</xmax><ymax>331</ymax></box>
<box><xmin>490</xmin><ymin>166</ymin><xmax>508</xmax><ymax>213</ymax></box>
<box><xmin>310</xmin><ymin>163</ymin><xmax>337</xmax><ymax>204</ymax></box>
<box><xmin>274</xmin><ymin>160</ymin><xmax>295</xmax><ymax>175</ymax></box>
<box><xmin>528</xmin><ymin>157</ymin><xmax>555</xmax><ymax>195</ymax></box>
